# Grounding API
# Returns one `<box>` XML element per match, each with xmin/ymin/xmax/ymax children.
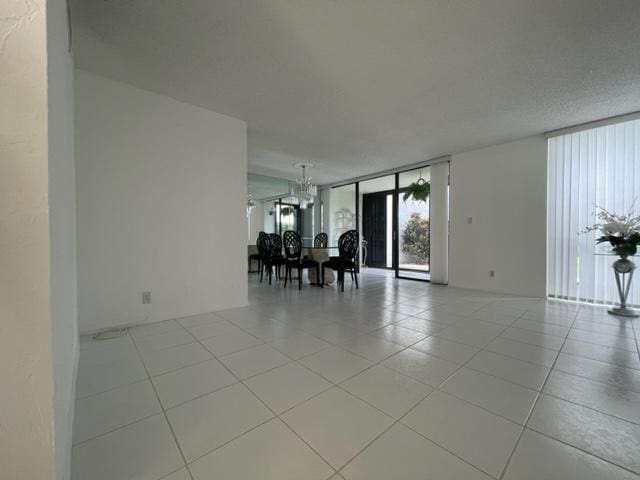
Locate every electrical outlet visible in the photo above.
<box><xmin>489</xmin><ymin>270</ymin><xmax>495</xmax><ymax>277</ymax></box>
<box><xmin>142</xmin><ymin>291</ymin><xmax>152</xmax><ymax>304</ymax></box>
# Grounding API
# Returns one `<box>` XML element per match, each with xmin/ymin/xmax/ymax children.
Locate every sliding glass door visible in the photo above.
<box><xmin>319</xmin><ymin>163</ymin><xmax>446</xmax><ymax>282</ymax></box>
<box><xmin>396</xmin><ymin>168</ymin><xmax>431</xmax><ymax>280</ymax></box>
<box><xmin>360</xmin><ymin>175</ymin><xmax>395</xmax><ymax>269</ymax></box>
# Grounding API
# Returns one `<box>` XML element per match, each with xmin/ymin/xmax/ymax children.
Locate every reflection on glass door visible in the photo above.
<box><xmin>272</xmin><ymin>195</ymin><xmax>317</xmax><ymax>246</ymax></box>
<box><xmin>275</xmin><ymin>200</ymin><xmax>298</xmax><ymax>235</ymax></box>
<box><xmin>397</xmin><ymin>168</ymin><xmax>430</xmax><ymax>280</ymax></box>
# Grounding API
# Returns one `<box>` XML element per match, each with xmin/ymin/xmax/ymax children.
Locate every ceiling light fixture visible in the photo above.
<box><xmin>289</xmin><ymin>163</ymin><xmax>317</xmax><ymax>209</ymax></box>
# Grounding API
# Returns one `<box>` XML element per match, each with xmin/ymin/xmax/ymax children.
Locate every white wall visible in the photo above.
<box><xmin>76</xmin><ymin>70</ymin><xmax>248</xmax><ymax>332</ymax></box>
<box><xmin>0</xmin><ymin>1</ymin><xmax>56</xmax><ymax>478</ymax></box>
<box><xmin>48</xmin><ymin>1</ymin><xmax>79</xmax><ymax>478</ymax></box>
<box><xmin>449</xmin><ymin>136</ymin><xmax>547</xmax><ymax>297</ymax></box>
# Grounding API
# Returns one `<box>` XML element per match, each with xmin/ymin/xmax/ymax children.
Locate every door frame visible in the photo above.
<box><xmin>394</xmin><ymin>171</ymin><xmax>431</xmax><ymax>282</ymax></box>
<box><xmin>357</xmin><ymin>175</ymin><xmax>431</xmax><ymax>282</ymax></box>
<box><xmin>324</xmin><ymin>162</ymin><xmax>444</xmax><ymax>283</ymax></box>
<box><xmin>361</xmin><ymin>189</ymin><xmax>395</xmax><ymax>270</ymax></box>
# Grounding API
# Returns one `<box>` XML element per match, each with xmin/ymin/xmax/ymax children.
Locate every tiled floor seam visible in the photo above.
<box><xmin>336</xmin><ymin>323</ymin><xmax>528</xmax><ymax>478</ymax></box>
<box><xmin>329</xmin><ymin>315</ymin><xmax>521</xmax><ymax>478</ymax></box>
<box><xmin>633</xmin><ymin>320</ymin><xmax>640</xmax><ymax>360</ymax></box>
<box><xmin>550</xmin><ymin>348</ymin><xmax>640</xmax><ymax>371</ymax></box>
<box><xmin>75</xmin><ymin>376</ymin><xmax>150</xmax><ymax>401</ymax></box>
<box><xmin>177</xmin><ymin>321</ymin><xmax>341</xmax><ymax>477</ymax></box>
<box><xmin>72</xmin><ymin>410</ymin><xmax>162</xmax><ymax>447</ymax></box>
<box><xmin>130</xmin><ymin>330</ymin><xmax>196</xmax><ymax>480</ymax></box>
<box><xmin>538</xmin><ymin>390</ymin><xmax>640</xmax><ymax>427</ymax></box>
<box><xmin>76</xmin><ymin>285</ymin><xmax>636</xmax><ymax>480</ymax></box>
<box><xmin>523</xmin><ymin>426</ymin><xmax>640</xmax><ymax>478</ymax></box>
<box><xmin>496</xmin><ymin>309</ymin><xmax>580</xmax><ymax>480</ymax></box>
<box><xmin>338</xmin><ymin>301</ymin><xmax>563</xmax><ymax>480</ymax></box>
<box><xmin>551</xmin><ymin>365</ymin><xmax>640</xmax><ymax>392</ymax></box>
<box><xmin>162</xmin><ymin>309</ymin><xmax>485</xmax><ymax>473</ymax></box>
<box><xmin>396</xmin><ymin>420</ymin><xmax>510</xmax><ymax>480</ymax></box>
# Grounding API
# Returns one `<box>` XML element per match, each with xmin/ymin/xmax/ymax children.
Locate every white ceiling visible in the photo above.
<box><xmin>70</xmin><ymin>0</ymin><xmax>640</xmax><ymax>184</ymax></box>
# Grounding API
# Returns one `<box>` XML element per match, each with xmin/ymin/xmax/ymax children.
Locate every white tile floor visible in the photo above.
<box><xmin>72</xmin><ymin>272</ymin><xmax>640</xmax><ymax>480</ymax></box>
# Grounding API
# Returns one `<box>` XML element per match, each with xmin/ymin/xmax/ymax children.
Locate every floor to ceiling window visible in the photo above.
<box><xmin>547</xmin><ymin>117</ymin><xmax>640</xmax><ymax>305</ymax></box>
<box><xmin>397</xmin><ymin>167</ymin><xmax>431</xmax><ymax>281</ymax></box>
<box><xmin>360</xmin><ymin>175</ymin><xmax>395</xmax><ymax>269</ymax></box>
<box><xmin>319</xmin><ymin>161</ymin><xmax>448</xmax><ymax>283</ymax></box>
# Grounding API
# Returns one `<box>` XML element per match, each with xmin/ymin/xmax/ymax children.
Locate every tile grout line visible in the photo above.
<box><xmin>161</xmin><ymin>298</ymin><xmax>499</xmax><ymax>474</ymax></box>
<box><xmin>296</xmin><ymin>299</ymin><xmax>640</xmax><ymax>475</ymax></box>
<box><xmin>523</xmin><ymin>425</ymin><xmax>640</xmax><ymax>477</ymax></box>
<box><xmin>78</xmin><ymin>287</ymin><xmax>633</xmax><ymax>479</ymax></box>
<box><xmin>495</xmin><ymin>307</ymin><xmax>580</xmax><ymax>480</ymax></box>
<box><xmin>72</xmin><ymin>409</ymin><xmax>161</xmax><ymax>447</ymax></box>
<box><xmin>129</xmin><ymin>325</ymin><xmax>197</xmax><ymax>480</ymax></box>
<box><xmin>75</xmin><ymin>375</ymin><xmax>150</xmax><ymax>401</ymax></box>
<box><xmin>537</xmin><ymin>388</ymin><xmax>640</xmax><ymax>427</ymax></box>
<box><xmin>330</xmin><ymin>310</ymin><xmax>524</xmax><ymax>479</ymax></box>
<box><xmin>632</xmin><ymin>318</ymin><xmax>640</xmax><ymax>361</ymax></box>
<box><xmin>333</xmin><ymin>328</ymin><xmax>517</xmax><ymax>479</ymax></box>
<box><xmin>177</xmin><ymin>322</ymin><xmax>341</xmax><ymax>477</ymax></box>
<box><xmin>327</xmin><ymin>304</ymin><xmax>581</xmax><ymax>479</ymax></box>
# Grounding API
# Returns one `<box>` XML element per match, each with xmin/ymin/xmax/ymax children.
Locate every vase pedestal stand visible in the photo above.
<box><xmin>608</xmin><ymin>257</ymin><xmax>639</xmax><ymax>318</ymax></box>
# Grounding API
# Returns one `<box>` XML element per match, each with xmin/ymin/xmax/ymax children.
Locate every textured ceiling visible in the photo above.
<box><xmin>70</xmin><ymin>0</ymin><xmax>640</xmax><ymax>184</ymax></box>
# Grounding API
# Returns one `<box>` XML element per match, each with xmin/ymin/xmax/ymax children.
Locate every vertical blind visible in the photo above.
<box><xmin>548</xmin><ymin>118</ymin><xmax>640</xmax><ymax>305</ymax></box>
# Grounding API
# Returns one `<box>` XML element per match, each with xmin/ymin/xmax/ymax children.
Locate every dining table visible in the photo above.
<box><xmin>303</xmin><ymin>246</ymin><xmax>338</xmax><ymax>285</ymax></box>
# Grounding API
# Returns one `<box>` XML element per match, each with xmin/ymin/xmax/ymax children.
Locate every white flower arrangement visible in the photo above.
<box><xmin>584</xmin><ymin>205</ymin><xmax>640</xmax><ymax>256</ymax></box>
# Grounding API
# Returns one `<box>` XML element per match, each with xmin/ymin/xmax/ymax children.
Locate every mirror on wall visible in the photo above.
<box><xmin>246</xmin><ymin>173</ymin><xmax>318</xmax><ymax>246</ymax></box>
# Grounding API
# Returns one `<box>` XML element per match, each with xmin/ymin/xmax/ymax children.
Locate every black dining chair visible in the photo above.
<box><xmin>248</xmin><ymin>231</ymin><xmax>267</xmax><ymax>273</ymax></box>
<box><xmin>314</xmin><ymin>232</ymin><xmax>328</xmax><ymax>248</ymax></box>
<box><xmin>322</xmin><ymin>230</ymin><xmax>359</xmax><ymax>292</ymax></box>
<box><xmin>269</xmin><ymin>233</ymin><xmax>287</xmax><ymax>280</ymax></box>
<box><xmin>257</xmin><ymin>233</ymin><xmax>274</xmax><ymax>284</ymax></box>
<box><xmin>283</xmin><ymin>230</ymin><xmax>320</xmax><ymax>290</ymax></box>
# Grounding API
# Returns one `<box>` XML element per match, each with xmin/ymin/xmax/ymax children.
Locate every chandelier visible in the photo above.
<box><xmin>289</xmin><ymin>163</ymin><xmax>317</xmax><ymax>209</ymax></box>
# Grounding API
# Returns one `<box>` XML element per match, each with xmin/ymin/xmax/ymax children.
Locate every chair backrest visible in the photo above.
<box><xmin>257</xmin><ymin>232</ymin><xmax>271</xmax><ymax>258</ymax></box>
<box><xmin>283</xmin><ymin>230</ymin><xmax>302</xmax><ymax>260</ymax></box>
<box><xmin>269</xmin><ymin>233</ymin><xmax>283</xmax><ymax>256</ymax></box>
<box><xmin>256</xmin><ymin>231</ymin><xmax>267</xmax><ymax>245</ymax></box>
<box><xmin>338</xmin><ymin>230</ymin><xmax>359</xmax><ymax>260</ymax></box>
<box><xmin>314</xmin><ymin>232</ymin><xmax>328</xmax><ymax>248</ymax></box>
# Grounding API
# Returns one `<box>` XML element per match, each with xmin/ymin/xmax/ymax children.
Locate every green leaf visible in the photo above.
<box><xmin>403</xmin><ymin>180</ymin><xmax>430</xmax><ymax>203</ymax></box>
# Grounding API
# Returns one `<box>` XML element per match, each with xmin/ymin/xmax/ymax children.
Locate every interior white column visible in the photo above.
<box><xmin>430</xmin><ymin>162</ymin><xmax>450</xmax><ymax>284</ymax></box>
<box><xmin>1</xmin><ymin>1</ymin><xmax>73</xmax><ymax>478</ymax></box>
